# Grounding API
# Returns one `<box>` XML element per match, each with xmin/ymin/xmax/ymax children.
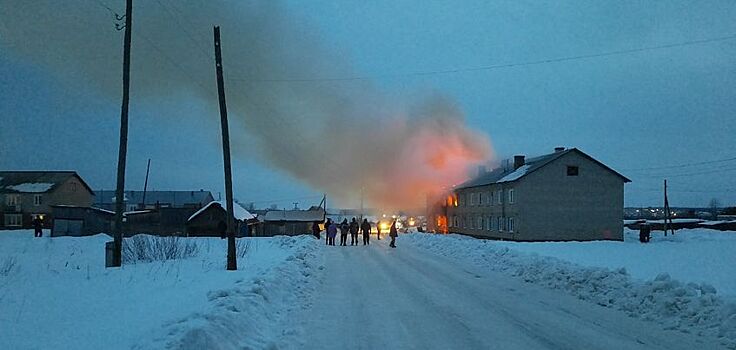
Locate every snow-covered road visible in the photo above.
<box><xmin>292</xmin><ymin>236</ymin><xmax>724</xmax><ymax>349</ymax></box>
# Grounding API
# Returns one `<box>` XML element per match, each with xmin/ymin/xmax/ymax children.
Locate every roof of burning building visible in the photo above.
<box><xmin>455</xmin><ymin>148</ymin><xmax>630</xmax><ymax>190</ymax></box>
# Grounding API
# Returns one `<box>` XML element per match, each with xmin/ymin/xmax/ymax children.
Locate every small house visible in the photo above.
<box><xmin>186</xmin><ymin>201</ymin><xmax>257</xmax><ymax>237</ymax></box>
<box><xmin>254</xmin><ymin>207</ymin><xmax>326</xmax><ymax>236</ymax></box>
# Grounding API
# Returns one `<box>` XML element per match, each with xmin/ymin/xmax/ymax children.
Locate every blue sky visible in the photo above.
<box><xmin>1</xmin><ymin>0</ymin><xmax>735</xmax><ymax>208</ymax></box>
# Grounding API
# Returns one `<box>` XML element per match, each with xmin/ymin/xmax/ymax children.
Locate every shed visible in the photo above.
<box><xmin>50</xmin><ymin>205</ymin><xmax>114</xmax><ymax>237</ymax></box>
<box><xmin>186</xmin><ymin>201</ymin><xmax>256</xmax><ymax>237</ymax></box>
<box><xmin>254</xmin><ymin>207</ymin><xmax>326</xmax><ymax>237</ymax></box>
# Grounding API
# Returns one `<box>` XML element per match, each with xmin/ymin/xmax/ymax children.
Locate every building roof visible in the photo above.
<box><xmin>260</xmin><ymin>208</ymin><xmax>326</xmax><ymax>222</ymax></box>
<box><xmin>0</xmin><ymin>171</ymin><xmax>94</xmax><ymax>194</ymax></box>
<box><xmin>455</xmin><ymin>148</ymin><xmax>631</xmax><ymax>190</ymax></box>
<box><xmin>95</xmin><ymin>190</ymin><xmax>214</xmax><ymax>206</ymax></box>
<box><xmin>188</xmin><ymin>201</ymin><xmax>256</xmax><ymax>222</ymax></box>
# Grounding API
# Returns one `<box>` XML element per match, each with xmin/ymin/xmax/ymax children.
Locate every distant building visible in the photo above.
<box><xmin>0</xmin><ymin>171</ymin><xmax>95</xmax><ymax>230</ymax></box>
<box><xmin>186</xmin><ymin>201</ymin><xmax>257</xmax><ymax>237</ymax></box>
<box><xmin>254</xmin><ymin>207</ymin><xmax>325</xmax><ymax>236</ymax></box>
<box><xmin>94</xmin><ymin>190</ymin><xmax>214</xmax><ymax>211</ymax></box>
<box><xmin>440</xmin><ymin>147</ymin><xmax>630</xmax><ymax>241</ymax></box>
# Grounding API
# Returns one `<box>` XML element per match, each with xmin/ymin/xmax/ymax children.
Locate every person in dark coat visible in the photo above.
<box><xmin>33</xmin><ymin>216</ymin><xmax>43</xmax><ymax>237</ymax></box>
<box><xmin>375</xmin><ymin>220</ymin><xmax>382</xmax><ymax>240</ymax></box>
<box><xmin>361</xmin><ymin>219</ymin><xmax>371</xmax><ymax>245</ymax></box>
<box><xmin>324</xmin><ymin>218</ymin><xmax>332</xmax><ymax>245</ymax></box>
<box><xmin>327</xmin><ymin>221</ymin><xmax>338</xmax><ymax>246</ymax></box>
<box><xmin>389</xmin><ymin>221</ymin><xmax>398</xmax><ymax>248</ymax></box>
<box><xmin>639</xmin><ymin>223</ymin><xmax>651</xmax><ymax>243</ymax></box>
<box><xmin>339</xmin><ymin>219</ymin><xmax>349</xmax><ymax>246</ymax></box>
<box><xmin>312</xmin><ymin>221</ymin><xmax>321</xmax><ymax>240</ymax></box>
<box><xmin>349</xmin><ymin>217</ymin><xmax>359</xmax><ymax>246</ymax></box>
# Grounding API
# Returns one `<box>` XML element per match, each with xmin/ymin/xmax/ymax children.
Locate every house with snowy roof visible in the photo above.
<box><xmin>186</xmin><ymin>201</ymin><xmax>257</xmax><ymax>237</ymax></box>
<box><xmin>254</xmin><ymin>207</ymin><xmax>326</xmax><ymax>236</ymax></box>
<box><xmin>0</xmin><ymin>171</ymin><xmax>95</xmax><ymax>230</ymax></box>
<box><xmin>94</xmin><ymin>190</ymin><xmax>215</xmax><ymax>212</ymax></box>
<box><xmin>444</xmin><ymin>147</ymin><xmax>631</xmax><ymax>241</ymax></box>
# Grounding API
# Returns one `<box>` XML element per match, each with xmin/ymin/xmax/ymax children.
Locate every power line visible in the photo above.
<box><xmin>622</xmin><ymin>155</ymin><xmax>736</xmax><ymax>172</ymax></box>
<box><xmin>230</xmin><ymin>33</ymin><xmax>736</xmax><ymax>83</ymax></box>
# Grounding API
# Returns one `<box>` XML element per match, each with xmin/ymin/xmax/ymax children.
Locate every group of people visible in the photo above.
<box><xmin>312</xmin><ymin>217</ymin><xmax>398</xmax><ymax>248</ymax></box>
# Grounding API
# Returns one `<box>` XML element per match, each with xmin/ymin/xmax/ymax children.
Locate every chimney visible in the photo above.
<box><xmin>513</xmin><ymin>155</ymin><xmax>525</xmax><ymax>170</ymax></box>
<box><xmin>554</xmin><ymin>146</ymin><xmax>565</xmax><ymax>153</ymax></box>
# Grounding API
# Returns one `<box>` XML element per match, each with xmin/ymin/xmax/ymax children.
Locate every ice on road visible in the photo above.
<box><xmin>292</xmin><ymin>236</ymin><xmax>724</xmax><ymax>349</ymax></box>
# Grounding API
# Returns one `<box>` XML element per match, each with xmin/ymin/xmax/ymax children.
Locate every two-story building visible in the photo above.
<box><xmin>0</xmin><ymin>171</ymin><xmax>95</xmax><ymax>229</ymax></box>
<box><xmin>444</xmin><ymin>147</ymin><xmax>630</xmax><ymax>241</ymax></box>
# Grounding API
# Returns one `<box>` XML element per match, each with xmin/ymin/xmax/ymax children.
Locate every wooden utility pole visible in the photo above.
<box><xmin>141</xmin><ymin>158</ymin><xmax>151</xmax><ymax>209</ymax></box>
<box><xmin>213</xmin><ymin>26</ymin><xmax>237</xmax><ymax>271</ymax></box>
<box><xmin>111</xmin><ymin>0</ymin><xmax>133</xmax><ymax>268</ymax></box>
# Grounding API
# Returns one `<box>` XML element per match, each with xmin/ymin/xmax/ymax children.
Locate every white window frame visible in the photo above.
<box><xmin>487</xmin><ymin>216</ymin><xmax>493</xmax><ymax>230</ymax></box>
<box><xmin>508</xmin><ymin>217</ymin><xmax>515</xmax><ymax>232</ymax></box>
<box><xmin>6</xmin><ymin>194</ymin><xmax>20</xmax><ymax>206</ymax></box>
<box><xmin>508</xmin><ymin>189</ymin><xmax>515</xmax><ymax>204</ymax></box>
<box><xmin>497</xmin><ymin>190</ymin><xmax>503</xmax><ymax>204</ymax></box>
<box><xmin>34</xmin><ymin>194</ymin><xmax>42</xmax><ymax>206</ymax></box>
<box><xmin>498</xmin><ymin>217</ymin><xmax>505</xmax><ymax>232</ymax></box>
<box><xmin>4</xmin><ymin>214</ymin><xmax>22</xmax><ymax>227</ymax></box>
<box><xmin>478</xmin><ymin>192</ymin><xmax>483</xmax><ymax>206</ymax></box>
<box><xmin>477</xmin><ymin>216</ymin><xmax>483</xmax><ymax>229</ymax></box>
<box><xmin>489</xmin><ymin>191</ymin><xmax>494</xmax><ymax>206</ymax></box>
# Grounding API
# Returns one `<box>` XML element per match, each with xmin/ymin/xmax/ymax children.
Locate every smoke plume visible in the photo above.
<box><xmin>0</xmin><ymin>1</ymin><xmax>493</xmax><ymax>210</ymax></box>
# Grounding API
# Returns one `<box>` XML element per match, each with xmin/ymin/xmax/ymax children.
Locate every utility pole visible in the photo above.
<box><xmin>111</xmin><ymin>0</ymin><xmax>133</xmax><ymax>268</ymax></box>
<box><xmin>141</xmin><ymin>158</ymin><xmax>151</xmax><ymax>209</ymax></box>
<box><xmin>213</xmin><ymin>26</ymin><xmax>237</xmax><ymax>271</ymax></box>
<box><xmin>663</xmin><ymin>179</ymin><xmax>674</xmax><ymax>236</ymax></box>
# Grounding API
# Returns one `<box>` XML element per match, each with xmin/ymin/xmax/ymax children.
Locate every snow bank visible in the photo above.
<box><xmin>405</xmin><ymin>233</ymin><xmax>736</xmax><ymax>348</ymax></box>
<box><xmin>0</xmin><ymin>230</ymin><xmax>322</xmax><ymax>350</ymax></box>
<box><xmin>134</xmin><ymin>235</ymin><xmax>322</xmax><ymax>350</ymax></box>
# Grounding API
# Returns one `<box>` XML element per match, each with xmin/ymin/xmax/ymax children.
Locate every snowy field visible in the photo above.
<box><xmin>405</xmin><ymin>230</ymin><xmax>736</xmax><ymax>348</ymax></box>
<box><xmin>0</xmin><ymin>230</ymin><xmax>322</xmax><ymax>349</ymax></box>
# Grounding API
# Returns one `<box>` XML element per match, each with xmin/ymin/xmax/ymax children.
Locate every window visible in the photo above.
<box><xmin>508</xmin><ymin>217</ymin><xmax>515</xmax><ymax>232</ymax></box>
<box><xmin>497</xmin><ymin>190</ymin><xmax>503</xmax><ymax>204</ymax></box>
<box><xmin>487</xmin><ymin>216</ymin><xmax>494</xmax><ymax>231</ymax></box>
<box><xmin>498</xmin><ymin>217</ymin><xmax>505</xmax><ymax>231</ymax></box>
<box><xmin>452</xmin><ymin>216</ymin><xmax>459</xmax><ymax>228</ymax></box>
<box><xmin>34</xmin><ymin>195</ymin><xmax>42</xmax><ymax>206</ymax></box>
<box><xmin>4</xmin><ymin>214</ymin><xmax>22</xmax><ymax>227</ymax></box>
<box><xmin>469</xmin><ymin>215</ymin><xmax>474</xmax><ymax>229</ymax></box>
<box><xmin>567</xmin><ymin>166</ymin><xmax>579</xmax><ymax>176</ymax></box>
<box><xmin>508</xmin><ymin>189</ymin><xmax>515</xmax><ymax>204</ymax></box>
<box><xmin>5</xmin><ymin>194</ymin><xmax>19</xmax><ymax>206</ymax></box>
<box><xmin>470</xmin><ymin>193</ymin><xmax>477</xmax><ymax>206</ymax></box>
<box><xmin>71</xmin><ymin>182</ymin><xmax>78</xmax><ymax>192</ymax></box>
<box><xmin>489</xmin><ymin>191</ymin><xmax>494</xmax><ymax>206</ymax></box>
<box><xmin>477</xmin><ymin>216</ymin><xmax>483</xmax><ymax>230</ymax></box>
<box><xmin>478</xmin><ymin>192</ymin><xmax>483</xmax><ymax>205</ymax></box>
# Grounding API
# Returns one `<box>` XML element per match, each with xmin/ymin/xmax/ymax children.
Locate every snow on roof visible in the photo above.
<box><xmin>645</xmin><ymin>219</ymin><xmax>703</xmax><ymax>224</ymax></box>
<box><xmin>497</xmin><ymin>164</ymin><xmax>531</xmax><ymax>183</ymax></box>
<box><xmin>123</xmin><ymin>210</ymin><xmax>154</xmax><ymax>216</ymax></box>
<box><xmin>187</xmin><ymin>201</ymin><xmax>256</xmax><ymax>222</ymax></box>
<box><xmin>261</xmin><ymin>208</ymin><xmax>326</xmax><ymax>222</ymax></box>
<box><xmin>6</xmin><ymin>183</ymin><xmax>55</xmax><ymax>193</ymax></box>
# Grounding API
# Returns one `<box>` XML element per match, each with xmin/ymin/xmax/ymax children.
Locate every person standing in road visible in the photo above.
<box><xmin>324</xmin><ymin>218</ymin><xmax>332</xmax><ymax>245</ymax></box>
<box><xmin>361</xmin><ymin>218</ymin><xmax>371</xmax><ymax>245</ymax></box>
<box><xmin>33</xmin><ymin>216</ymin><xmax>43</xmax><ymax>237</ymax></box>
<box><xmin>375</xmin><ymin>220</ymin><xmax>382</xmax><ymax>240</ymax></box>
<box><xmin>327</xmin><ymin>220</ymin><xmax>337</xmax><ymax>246</ymax></box>
<box><xmin>389</xmin><ymin>221</ymin><xmax>398</xmax><ymax>248</ymax></box>
<box><xmin>349</xmin><ymin>217</ymin><xmax>359</xmax><ymax>246</ymax></box>
<box><xmin>312</xmin><ymin>221</ymin><xmax>321</xmax><ymax>240</ymax></box>
<box><xmin>339</xmin><ymin>219</ymin><xmax>349</xmax><ymax>246</ymax></box>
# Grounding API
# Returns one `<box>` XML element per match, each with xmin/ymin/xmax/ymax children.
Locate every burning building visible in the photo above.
<box><xmin>430</xmin><ymin>147</ymin><xmax>630</xmax><ymax>241</ymax></box>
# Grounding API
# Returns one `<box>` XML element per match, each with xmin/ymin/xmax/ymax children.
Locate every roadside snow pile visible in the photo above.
<box><xmin>405</xmin><ymin>233</ymin><xmax>736</xmax><ymax>348</ymax></box>
<box><xmin>494</xmin><ymin>228</ymin><xmax>736</xmax><ymax>298</ymax></box>
<box><xmin>0</xmin><ymin>230</ymin><xmax>323</xmax><ymax>350</ymax></box>
<box><xmin>134</xmin><ymin>235</ymin><xmax>323</xmax><ymax>350</ymax></box>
